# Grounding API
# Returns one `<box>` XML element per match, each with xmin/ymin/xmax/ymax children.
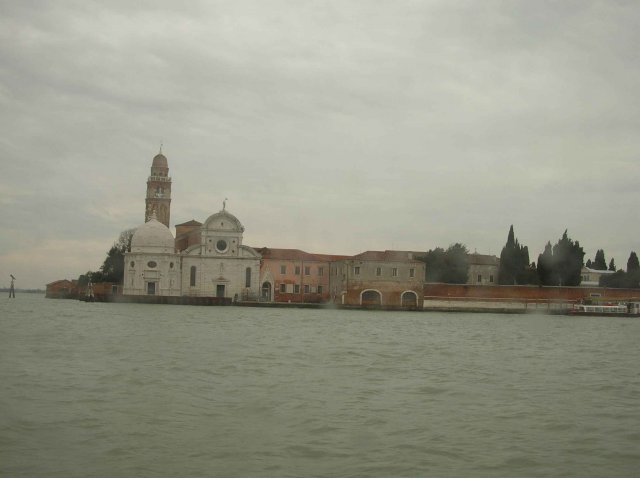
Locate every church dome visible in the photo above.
<box><xmin>131</xmin><ymin>215</ymin><xmax>175</xmax><ymax>253</ymax></box>
<box><xmin>202</xmin><ymin>209</ymin><xmax>245</xmax><ymax>233</ymax></box>
<box><xmin>152</xmin><ymin>153</ymin><xmax>168</xmax><ymax>169</ymax></box>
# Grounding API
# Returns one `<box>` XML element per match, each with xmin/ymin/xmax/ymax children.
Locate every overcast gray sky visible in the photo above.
<box><xmin>1</xmin><ymin>0</ymin><xmax>639</xmax><ymax>289</ymax></box>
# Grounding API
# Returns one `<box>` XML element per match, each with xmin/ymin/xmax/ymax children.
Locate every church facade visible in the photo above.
<box><xmin>123</xmin><ymin>152</ymin><xmax>261</xmax><ymax>301</ymax></box>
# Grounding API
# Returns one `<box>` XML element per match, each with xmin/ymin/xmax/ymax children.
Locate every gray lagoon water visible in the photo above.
<box><xmin>1</xmin><ymin>294</ymin><xmax>639</xmax><ymax>477</ymax></box>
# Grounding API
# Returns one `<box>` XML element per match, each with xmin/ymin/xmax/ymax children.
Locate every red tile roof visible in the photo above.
<box><xmin>255</xmin><ymin>247</ymin><xmax>349</xmax><ymax>262</ymax></box>
<box><xmin>351</xmin><ymin>250</ymin><xmax>423</xmax><ymax>262</ymax></box>
<box><xmin>175</xmin><ymin>219</ymin><xmax>202</xmax><ymax>227</ymax></box>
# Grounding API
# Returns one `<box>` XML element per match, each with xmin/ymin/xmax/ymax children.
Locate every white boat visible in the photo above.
<box><xmin>569</xmin><ymin>302</ymin><xmax>640</xmax><ymax>317</ymax></box>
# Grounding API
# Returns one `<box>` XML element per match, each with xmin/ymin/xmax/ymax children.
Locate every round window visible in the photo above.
<box><xmin>147</xmin><ymin>261</ymin><xmax>157</xmax><ymax>268</ymax></box>
<box><xmin>130</xmin><ymin>261</ymin><xmax>135</xmax><ymax>268</ymax></box>
<box><xmin>216</xmin><ymin>239</ymin><xmax>228</xmax><ymax>252</ymax></box>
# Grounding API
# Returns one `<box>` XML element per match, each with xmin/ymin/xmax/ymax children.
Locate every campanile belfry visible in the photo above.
<box><xmin>145</xmin><ymin>148</ymin><xmax>172</xmax><ymax>227</ymax></box>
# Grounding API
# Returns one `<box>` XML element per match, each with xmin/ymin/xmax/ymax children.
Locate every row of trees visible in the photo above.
<box><xmin>498</xmin><ymin>225</ymin><xmax>639</xmax><ymax>288</ymax></box>
<box><xmin>600</xmin><ymin>252</ymin><xmax>640</xmax><ymax>288</ymax></box>
<box><xmin>421</xmin><ymin>225</ymin><xmax>638</xmax><ymax>289</ymax></box>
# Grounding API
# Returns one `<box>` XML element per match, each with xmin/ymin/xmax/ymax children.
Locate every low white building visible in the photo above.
<box><xmin>580</xmin><ymin>266</ymin><xmax>616</xmax><ymax>287</ymax></box>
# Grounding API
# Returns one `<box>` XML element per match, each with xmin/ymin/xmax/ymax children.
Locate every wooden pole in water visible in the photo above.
<box><xmin>9</xmin><ymin>274</ymin><xmax>16</xmax><ymax>298</ymax></box>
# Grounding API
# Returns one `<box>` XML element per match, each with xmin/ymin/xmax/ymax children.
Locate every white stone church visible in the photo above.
<box><xmin>123</xmin><ymin>152</ymin><xmax>261</xmax><ymax>300</ymax></box>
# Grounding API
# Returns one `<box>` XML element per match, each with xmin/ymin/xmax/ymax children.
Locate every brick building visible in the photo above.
<box><xmin>256</xmin><ymin>248</ymin><xmax>348</xmax><ymax>303</ymax></box>
<box><xmin>330</xmin><ymin>251</ymin><xmax>425</xmax><ymax>308</ymax></box>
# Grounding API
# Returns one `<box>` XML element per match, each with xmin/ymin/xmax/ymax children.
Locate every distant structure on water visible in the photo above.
<box><xmin>120</xmin><ymin>151</ymin><xmax>499</xmax><ymax>308</ymax></box>
<box><xmin>47</xmin><ymin>150</ymin><xmax>640</xmax><ymax>312</ymax></box>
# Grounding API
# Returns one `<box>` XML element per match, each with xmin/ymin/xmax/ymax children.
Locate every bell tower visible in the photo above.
<box><xmin>145</xmin><ymin>148</ymin><xmax>172</xmax><ymax>227</ymax></box>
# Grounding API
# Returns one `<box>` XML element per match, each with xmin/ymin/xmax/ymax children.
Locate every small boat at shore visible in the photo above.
<box><xmin>568</xmin><ymin>301</ymin><xmax>640</xmax><ymax>317</ymax></box>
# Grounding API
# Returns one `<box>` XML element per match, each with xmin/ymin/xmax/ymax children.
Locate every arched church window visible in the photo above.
<box><xmin>245</xmin><ymin>267</ymin><xmax>251</xmax><ymax>288</ymax></box>
<box><xmin>190</xmin><ymin>266</ymin><xmax>197</xmax><ymax>287</ymax></box>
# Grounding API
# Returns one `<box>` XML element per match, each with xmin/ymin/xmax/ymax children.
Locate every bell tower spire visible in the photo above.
<box><xmin>145</xmin><ymin>148</ymin><xmax>172</xmax><ymax>227</ymax></box>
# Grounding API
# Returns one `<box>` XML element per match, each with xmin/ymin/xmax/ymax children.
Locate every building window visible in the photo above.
<box><xmin>295</xmin><ymin>266</ymin><xmax>301</xmax><ymax>275</ymax></box>
<box><xmin>190</xmin><ymin>266</ymin><xmax>197</xmax><ymax>287</ymax></box>
<box><xmin>317</xmin><ymin>285</ymin><xmax>323</xmax><ymax>294</ymax></box>
<box><xmin>318</xmin><ymin>267</ymin><xmax>324</xmax><ymax>276</ymax></box>
<box><xmin>409</xmin><ymin>268</ymin><xmax>415</xmax><ymax>278</ymax></box>
<box><xmin>305</xmin><ymin>266</ymin><xmax>311</xmax><ymax>275</ymax></box>
<box><xmin>280</xmin><ymin>265</ymin><xmax>287</xmax><ymax>274</ymax></box>
<box><xmin>392</xmin><ymin>268</ymin><xmax>398</xmax><ymax>277</ymax></box>
<box><xmin>490</xmin><ymin>275</ymin><xmax>494</xmax><ymax>283</ymax></box>
<box><xmin>245</xmin><ymin>267</ymin><xmax>252</xmax><ymax>288</ymax></box>
<box><xmin>354</xmin><ymin>266</ymin><xmax>360</xmax><ymax>275</ymax></box>
<box><xmin>376</xmin><ymin>267</ymin><xmax>381</xmax><ymax>276</ymax></box>
<box><xmin>147</xmin><ymin>261</ymin><xmax>157</xmax><ymax>268</ymax></box>
<box><xmin>304</xmin><ymin>284</ymin><xmax>310</xmax><ymax>294</ymax></box>
<box><xmin>279</xmin><ymin>283</ymin><xmax>286</xmax><ymax>293</ymax></box>
<box><xmin>477</xmin><ymin>274</ymin><xmax>482</xmax><ymax>283</ymax></box>
<box><xmin>294</xmin><ymin>284</ymin><xmax>300</xmax><ymax>294</ymax></box>
<box><xmin>216</xmin><ymin>239</ymin><xmax>228</xmax><ymax>253</ymax></box>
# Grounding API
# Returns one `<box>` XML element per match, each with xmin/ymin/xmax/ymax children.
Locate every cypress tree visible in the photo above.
<box><xmin>593</xmin><ymin>249</ymin><xmax>607</xmax><ymax>270</ymax></box>
<box><xmin>537</xmin><ymin>242</ymin><xmax>555</xmax><ymax>285</ymax></box>
<box><xmin>537</xmin><ymin>231</ymin><xmax>585</xmax><ymax>286</ymax></box>
<box><xmin>498</xmin><ymin>225</ymin><xmax>533</xmax><ymax>285</ymax></box>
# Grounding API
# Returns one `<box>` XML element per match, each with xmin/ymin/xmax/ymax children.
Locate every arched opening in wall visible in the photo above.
<box><xmin>261</xmin><ymin>282</ymin><xmax>272</xmax><ymax>302</ymax></box>
<box><xmin>401</xmin><ymin>291</ymin><xmax>418</xmax><ymax>309</ymax></box>
<box><xmin>245</xmin><ymin>267</ymin><xmax>252</xmax><ymax>288</ymax></box>
<box><xmin>190</xmin><ymin>266</ymin><xmax>197</xmax><ymax>287</ymax></box>
<box><xmin>361</xmin><ymin>289</ymin><xmax>382</xmax><ymax>307</ymax></box>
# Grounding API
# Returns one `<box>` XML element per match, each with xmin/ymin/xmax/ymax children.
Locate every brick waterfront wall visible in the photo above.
<box><xmin>423</xmin><ymin>283</ymin><xmax>640</xmax><ymax>301</ymax></box>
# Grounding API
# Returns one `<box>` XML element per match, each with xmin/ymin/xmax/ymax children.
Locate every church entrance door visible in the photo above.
<box><xmin>216</xmin><ymin>284</ymin><xmax>225</xmax><ymax>298</ymax></box>
<box><xmin>261</xmin><ymin>282</ymin><xmax>272</xmax><ymax>301</ymax></box>
<box><xmin>147</xmin><ymin>282</ymin><xmax>156</xmax><ymax>295</ymax></box>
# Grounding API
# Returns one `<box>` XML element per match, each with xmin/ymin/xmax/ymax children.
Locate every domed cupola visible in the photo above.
<box><xmin>151</xmin><ymin>153</ymin><xmax>168</xmax><ymax>170</ymax></box>
<box><xmin>202</xmin><ymin>209</ymin><xmax>245</xmax><ymax>233</ymax></box>
<box><xmin>131</xmin><ymin>213</ymin><xmax>175</xmax><ymax>253</ymax></box>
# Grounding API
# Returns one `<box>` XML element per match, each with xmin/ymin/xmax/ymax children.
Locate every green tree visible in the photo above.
<box><xmin>551</xmin><ymin>230</ymin><xmax>585</xmax><ymax>286</ymax></box>
<box><xmin>592</xmin><ymin>249</ymin><xmax>607</xmax><ymax>270</ymax></box>
<box><xmin>420</xmin><ymin>243</ymin><xmax>469</xmax><ymax>284</ymax></box>
<box><xmin>537</xmin><ymin>231</ymin><xmax>585</xmax><ymax>286</ymax></box>
<box><xmin>97</xmin><ymin>229</ymin><xmax>135</xmax><ymax>283</ymax></box>
<box><xmin>498</xmin><ymin>225</ymin><xmax>533</xmax><ymax>284</ymax></box>
<box><xmin>537</xmin><ymin>242</ymin><xmax>555</xmax><ymax>285</ymax></box>
<box><xmin>599</xmin><ymin>252</ymin><xmax>640</xmax><ymax>289</ymax></box>
<box><xmin>422</xmin><ymin>247</ymin><xmax>446</xmax><ymax>282</ymax></box>
<box><xmin>586</xmin><ymin>259</ymin><xmax>592</xmax><ymax>268</ymax></box>
<box><xmin>608</xmin><ymin>258</ymin><xmax>616</xmax><ymax>272</ymax></box>
<box><xmin>442</xmin><ymin>243</ymin><xmax>469</xmax><ymax>284</ymax></box>
<box><xmin>77</xmin><ymin>271</ymin><xmax>99</xmax><ymax>287</ymax></box>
